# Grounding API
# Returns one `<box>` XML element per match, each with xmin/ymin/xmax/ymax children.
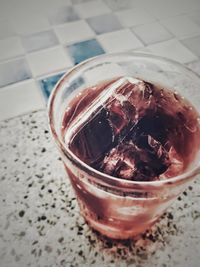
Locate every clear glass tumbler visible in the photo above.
<box><xmin>48</xmin><ymin>53</ymin><xmax>200</xmax><ymax>239</ymax></box>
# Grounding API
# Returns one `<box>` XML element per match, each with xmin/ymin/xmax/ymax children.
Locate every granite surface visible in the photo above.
<box><xmin>0</xmin><ymin>110</ymin><xmax>200</xmax><ymax>267</ymax></box>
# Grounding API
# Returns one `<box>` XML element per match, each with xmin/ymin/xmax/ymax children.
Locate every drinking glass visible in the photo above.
<box><xmin>48</xmin><ymin>53</ymin><xmax>200</xmax><ymax>239</ymax></box>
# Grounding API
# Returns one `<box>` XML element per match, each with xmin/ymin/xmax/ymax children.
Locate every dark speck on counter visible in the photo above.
<box><xmin>19</xmin><ymin>210</ymin><xmax>25</xmax><ymax>217</ymax></box>
<box><xmin>0</xmin><ymin>110</ymin><xmax>199</xmax><ymax>267</ymax></box>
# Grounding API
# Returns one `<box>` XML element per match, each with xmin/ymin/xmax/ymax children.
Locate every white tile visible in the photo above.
<box><xmin>160</xmin><ymin>15</ymin><xmax>200</xmax><ymax>38</ymax></box>
<box><xmin>189</xmin><ymin>11</ymin><xmax>200</xmax><ymax>27</ymax></box>
<box><xmin>104</xmin><ymin>0</ymin><xmax>136</xmax><ymax>11</ymax></box>
<box><xmin>145</xmin><ymin>0</ymin><xmax>182</xmax><ymax>19</ymax></box>
<box><xmin>97</xmin><ymin>29</ymin><xmax>143</xmax><ymax>53</ymax></box>
<box><xmin>0</xmin><ymin>37</ymin><xmax>24</xmax><ymax>61</ymax></box>
<box><xmin>182</xmin><ymin>35</ymin><xmax>200</xmax><ymax>57</ymax></box>
<box><xmin>40</xmin><ymin>0</ymin><xmax>72</xmax><ymax>12</ymax></box>
<box><xmin>146</xmin><ymin>0</ymin><xmax>200</xmax><ymax>20</ymax></box>
<box><xmin>187</xmin><ymin>60</ymin><xmax>200</xmax><ymax>76</ymax></box>
<box><xmin>48</xmin><ymin>5</ymin><xmax>80</xmax><ymax>25</ymax></box>
<box><xmin>72</xmin><ymin>0</ymin><xmax>92</xmax><ymax>4</ymax></box>
<box><xmin>177</xmin><ymin>0</ymin><xmax>200</xmax><ymax>14</ymax></box>
<box><xmin>0</xmin><ymin>1</ymin><xmax>16</xmax><ymax>20</ymax></box>
<box><xmin>87</xmin><ymin>13</ymin><xmax>122</xmax><ymax>34</ymax></box>
<box><xmin>1</xmin><ymin>0</ymin><xmax>40</xmax><ymax>17</ymax></box>
<box><xmin>74</xmin><ymin>0</ymin><xmax>110</xmax><ymax>18</ymax></box>
<box><xmin>116</xmin><ymin>8</ymin><xmax>155</xmax><ymax>27</ymax></box>
<box><xmin>0</xmin><ymin>79</ymin><xmax>45</xmax><ymax>121</ymax></box>
<box><xmin>148</xmin><ymin>39</ymin><xmax>197</xmax><ymax>64</ymax></box>
<box><xmin>0</xmin><ymin>58</ymin><xmax>31</xmax><ymax>88</ymax></box>
<box><xmin>54</xmin><ymin>20</ymin><xmax>94</xmax><ymax>44</ymax></box>
<box><xmin>3</xmin><ymin>0</ymin><xmax>71</xmax><ymax>18</ymax></box>
<box><xmin>0</xmin><ymin>19</ymin><xmax>15</xmax><ymax>40</ymax></box>
<box><xmin>13</xmin><ymin>14</ymin><xmax>50</xmax><ymax>35</ymax></box>
<box><xmin>21</xmin><ymin>30</ymin><xmax>59</xmax><ymax>53</ymax></box>
<box><xmin>48</xmin><ymin>0</ymin><xmax>72</xmax><ymax>7</ymax></box>
<box><xmin>27</xmin><ymin>46</ymin><xmax>73</xmax><ymax>77</ymax></box>
<box><xmin>132</xmin><ymin>22</ymin><xmax>172</xmax><ymax>45</ymax></box>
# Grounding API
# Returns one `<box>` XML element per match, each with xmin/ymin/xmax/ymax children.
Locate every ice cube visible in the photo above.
<box><xmin>160</xmin><ymin>146</ymin><xmax>183</xmax><ymax>178</ymax></box>
<box><xmin>101</xmin><ymin>135</ymin><xmax>170</xmax><ymax>181</ymax></box>
<box><xmin>101</xmin><ymin>142</ymin><xmax>137</xmax><ymax>179</ymax></box>
<box><xmin>67</xmin><ymin>77</ymin><xmax>143</xmax><ymax>165</ymax></box>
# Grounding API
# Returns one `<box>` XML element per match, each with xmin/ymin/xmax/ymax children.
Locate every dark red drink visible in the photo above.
<box><xmin>61</xmin><ymin>76</ymin><xmax>200</xmax><ymax>238</ymax></box>
<box><xmin>62</xmin><ymin>77</ymin><xmax>200</xmax><ymax>181</ymax></box>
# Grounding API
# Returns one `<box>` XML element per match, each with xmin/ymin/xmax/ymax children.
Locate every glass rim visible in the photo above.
<box><xmin>48</xmin><ymin>51</ymin><xmax>200</xmax><ymax>189</ymax></box>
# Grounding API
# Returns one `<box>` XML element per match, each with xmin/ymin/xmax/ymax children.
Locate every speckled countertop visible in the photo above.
<box><xmin>0</xmin><ymin>110</ymin><xmax>200</xmax><ymax>267</ymax></box>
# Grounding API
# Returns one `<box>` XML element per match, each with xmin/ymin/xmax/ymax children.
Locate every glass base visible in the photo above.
<box><xmin>81</xmin><ymin>210</ymin><xmax>157</xmax><ymax>240</ymax></box>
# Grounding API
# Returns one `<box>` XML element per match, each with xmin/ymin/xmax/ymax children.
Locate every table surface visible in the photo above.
<box><xmin>0</xmin><ymin>110</ymin><xmax>200</xmax><ymax>267</ymax></box>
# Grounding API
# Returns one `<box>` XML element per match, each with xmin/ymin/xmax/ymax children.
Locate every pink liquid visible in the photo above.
<box><xmin>61</xmin><ymin>77</ymin><xmax>200</xmax><ymax>238</ymax></box>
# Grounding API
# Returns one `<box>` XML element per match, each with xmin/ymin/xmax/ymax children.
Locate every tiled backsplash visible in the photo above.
<box><xmin>0</xmin><ymin>0</ymin><xmax>200</xmax><ymax>120</ymax></box>
<box><xmin>39</xmin><ymin>72</ymin><xmax>65</xmax><ymax>99</ymax></box>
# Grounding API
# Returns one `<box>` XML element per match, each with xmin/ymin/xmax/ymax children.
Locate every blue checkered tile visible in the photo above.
<box><xmin>67</xmin><ymin>39</ymin><xmax>105</xmax><ymax>64</ymax></box>
<box><xmin>39</xmin><ymin>72</ymin><xmax>64</xmax><ymax>99</ymax></box>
